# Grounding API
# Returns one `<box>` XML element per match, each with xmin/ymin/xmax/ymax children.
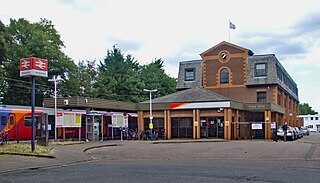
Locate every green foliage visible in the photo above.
<box><xmin>95</xmin><ymin>46</ymin><xmax>144</xmax><ymax>102</ymax></box>
<box><xmin>0</xmin><ymin>20</ymin><xmax>12</xmax><ymax>65</ymax></box>
<box><xmin>0</xmin><ymin>20</ymin><xmax>12</xmax><ymax>103</ymax></box>
<box><xmin>1</xmin><ymin>18</ymin><xmax>177</xmax><ymax>105</ymax></box>
<box><xmin>140</xmin><ymin>58</ymin><xmax>176</xmax><ymax>101</ymax></box>
<box><xmin>94</xmin><ymin>47</ymin><xmax>177</xmax><ymax>103</ymax></box>
<box><xmin>77</xmin><ymin>60</ymin><xmax>98</xmax><ymax>97</ymax></box>
<box><xmin>1</xmin><ymin>18</ymin><xmax>80</xmax><ymax>105</ymax></box>
<box><xmin>299</xmin><ymin>103</ymin><xmax>318</xmax><ymax>115</ymax></box>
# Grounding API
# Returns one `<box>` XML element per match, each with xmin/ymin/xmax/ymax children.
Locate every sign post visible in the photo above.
<box><xmin>20</xmin><ymin>57</ymin><xmax>48</xmax><ymax>152</ymax></box>
<box><xmin>120</xmin><ymin>126</ymin><xmax>124</xmax><ymax>141</ymax></box>
<box><xmin>31</xmin><ymin>76</ymin><xmax>35</xmax><ymax>151</ymax></box>
<box><xmin>143</xmin><ymin>89</ymin><xmax>158</xmax><ymax>140</ymax></box>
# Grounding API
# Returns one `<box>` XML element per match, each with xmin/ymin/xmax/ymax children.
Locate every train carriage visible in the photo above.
<box><xmin>0</xmin><ymin>106</ymin><xmax>43</xmax><ymax>140</ymax></box>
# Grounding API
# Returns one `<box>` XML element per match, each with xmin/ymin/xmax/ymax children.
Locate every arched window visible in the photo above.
<box><xmin>220</xmin><ymin>68</ymin><xmax>229</xmax><ymax>84</ymax></box>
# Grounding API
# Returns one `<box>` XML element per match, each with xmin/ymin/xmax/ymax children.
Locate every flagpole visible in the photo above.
<box><xmin>229</xmin><ymin>19</ymin><xmax>230</xmax><ymax>42</ymax></box>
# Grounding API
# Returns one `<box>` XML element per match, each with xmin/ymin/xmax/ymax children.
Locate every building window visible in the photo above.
<box><xmin>308</xmin><ymin>125</ymin><xmax>313</xmax><ymax>129</ymax></box>
<box><xmin>311</xmin><ymin>117</ymin><xmax>314</xmax><ymax>120</ymax></box>
<box><xmin>255</xmin><ymin>63</ymin><xmax>267</xmax><ymax>77</ymax></box>
<box><xmin>289</xmin><ymin>99</ymin><xmax>292</xmax><ymax>110</ymax></box>
<box><xmin>284</xmin><ymin>97</ymin><xmax>287</xmax><ymax>108</ymax></box>
<box><xmin>185</xmin><ymin>68</ymin><xmax>195</xmax><ymax>81</ymax></box>
<box><xmin>316</xmin><ymin>117</ymin><xmax>319</xmax><ymax>120</ymax></box>
<box><xmin>257</xmin><ymin>91</ymin><xmax>267</xmax><ymax>103</ymax></box>
<box><xmin>1</xmin><ymin>116</ymin><xmax>6</xmax><ymax>126</ymax></box>
<box><xmin>276</xmin><ymin>64</ymin><xmax>283</xmax><ymax>81</ymax></box>
<box><xmin>220</xmin><ymin>68</ymin><xmax>229</xmax><ymax>84</ymax></box>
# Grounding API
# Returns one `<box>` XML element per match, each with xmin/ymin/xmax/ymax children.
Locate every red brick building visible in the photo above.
<box><xmin>138</xmin><ymin>41</ymin><xmax>300</xmax><ymax>140</ymax></box>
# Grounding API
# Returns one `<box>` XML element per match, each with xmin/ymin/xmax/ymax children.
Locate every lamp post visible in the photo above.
<box><xmin>48</xmin><ymin>75</ymin><xmax>63</xmax><ymax>141</ymax></box>
<box><xmin>143</xmin><ymin>89</ymin><xmax>157</xmax><ymax>140</ymax></box>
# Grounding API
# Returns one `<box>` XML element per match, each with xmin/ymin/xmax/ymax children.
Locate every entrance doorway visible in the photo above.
<box><xmin>171</xmin><ymin>117</ymin><xmax>193</xmax><ymax>139</ymax></box>
<box><xmin>235</xmin><ymin>122</ymin><xmax>266</xmax><ymax>139</ymax></box>
<box><xmin>200</xmin><ymin>117</ymin><xmax>224</xmax><ymax>138</ymax></box>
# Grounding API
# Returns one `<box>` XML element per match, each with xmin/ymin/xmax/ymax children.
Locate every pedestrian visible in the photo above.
<box><xmin>282</xmin><ymin>122</ymin><xmax>288</xmax><ymax>142</ymax></box>
<box><xmin>273</xmin><ymin>126</ymin><xmax>278</xmax><ymax>142</ymax></box>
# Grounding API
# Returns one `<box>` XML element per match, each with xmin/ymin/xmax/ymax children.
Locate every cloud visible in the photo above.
<box><xmin>296</xmin><ymin>70</ymin><xmax>312</xmax><ymax>76</ymax></box>
<box><xmin>160</xmin><ymin>42</ymin><xmax>208</xmax><ymax>77</ymax></box>
<box><xmin>57</xmin><ymin>0</ymin><xmax>107</xmax><ymax>12</ymax></box>
<box><xmin>294</xmin><ymin>12</ymin><xmax>320</xmax><ymax>35</ymax></box>
<box><xmin>236</xmin><ymin>11</ymin><xmax>320</xmax><ymax>59</ymax></box>
<box><xmin>237</xmin><ymin>31</ymin><xmax>309</xmax><ymax>57</ymax></box>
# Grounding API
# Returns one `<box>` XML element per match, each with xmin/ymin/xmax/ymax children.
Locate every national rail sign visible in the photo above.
<box><xmin>20</xmin><ymin>57</ymin><xmax>48</xmax><ymax>152</ymax></box>
<box><xmin>20</xmin><ymin>57</ymin><xmax>48</xmax><ymax>77</ymax></box>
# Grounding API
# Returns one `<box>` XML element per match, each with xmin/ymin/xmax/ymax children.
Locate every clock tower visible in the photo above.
<box><xmin>200</xmin><ymin>41</ymin><xmax>253</xmax><ymax>99</ymax></box>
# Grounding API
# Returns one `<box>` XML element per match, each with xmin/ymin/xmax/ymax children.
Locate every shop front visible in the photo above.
<box><xmin>137</xmin><ymin>88</ymin><xmax>286</xmax><ymax>141</ymax></box>
<box><xmin>171</xmin><ymin>117</ymin><xmax>193</xmax><ymax>139</ymax></box>
<box><xmin>200</xmin><ymin>117</ymin><xmax>224</xmax><ymax>138</ymax></box>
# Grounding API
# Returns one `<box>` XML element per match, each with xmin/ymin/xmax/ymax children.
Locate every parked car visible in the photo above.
<box><xmin>300</xmin><ymin>127</ymin><xmax>310</xmax><ymax>136</ymax></box>
<box><xmin>277</xmin><ymin>126</ymin><xmax>295</xmax><ymax>141</ymax></box>
<box><xmin>298</xmin><ymin>127</ymin><xmax>304</xmax><ymax>138</ymax></box>
<box><xmin>293</xmin><ymin>127</ymin><xmax>302</xmax><ymax>139</ymax></box>
<box><xmin>291</xmin><ymin>127</ymin><xmax>299</xmax><ymax>139</ymax></box>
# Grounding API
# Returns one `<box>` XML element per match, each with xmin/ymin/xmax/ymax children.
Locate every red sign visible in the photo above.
<box><xmin>170</xmin><ymin>103</ymin><xmax>184</xmax><ymax>109</ymax></box>
<box><xmin>20</xmin><ymin>57</ymin><xmax>48</xmax><ymax>77</ymax></box>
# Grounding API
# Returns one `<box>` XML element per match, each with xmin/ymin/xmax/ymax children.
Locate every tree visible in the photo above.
<box><xmin>95</xmin><ymin>46</ymin><xmax>144</xmax><ymax>102</ymax></box>
<box><xmin>140</xmin><ymin>58</ymin><xmax>176</xmax><ymax>100</ymax></box>
<box><xmin>0</xmin><ymin>20</ymin><xmax>12</xmax><ymax>65</ymax></box>
<box><xmin>2</xmin><ymin>18</ymin><xmax>80</xmax><ymax>106</ymax></box>
<box><xmin>0</xmin><ymin>20</ymin><xmax>13</xmax><ymax>103</ymax></box>
<box><xmin>77</xmin><ymin>60</ymin><xmax>98</xmax><ymax>97</ymax></box>
<box><xmin>299</xmin><ymin>103</ymin><xmax>318</xmax><ymax>115</ymax></box>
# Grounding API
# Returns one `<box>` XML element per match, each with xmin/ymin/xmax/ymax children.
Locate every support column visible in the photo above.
<box><xmin>197</xmin><ymin>109</ymin><xmax>200</xmax><ymax>139</ymax></box>
<box><xmin>264</xmin><ymin>110</ymin><xmax>272</xmax><ymax>139</ymax></box>
<box><xmin>268</xmin><ymin>110</ymin><xmax>272</xmax><ymax>139</ymax></box>
<box><xmin>164</xmin><ymin>110</ymin><xmax>167</xmax><ymax>139</ymax></box>
<box><xmin>192</xmin><ymin>109</ymin><xmax>201</xmax><ymax>139</ymax></box>
<box><xmin>138</xmin><ymin>111</ymin><xmax>144</xmax><ymax>140</ymax></box>
<box><xmin>234</xmin><ymin>110</ymin><xmax>239</xmax><ymax>140</ymax></box>
<box><xmin>193</xmin><ymin>110</ymin><xmax>196</xmax><ymax>139</ymax></box>
<box><xmin>228</xmin><ymin>109</ymin><xmax>232</xmax><ymax>140</ymax></box>
<box><xmin>224</xmin><ymin>108</ymin><xmax>232</xmax><ymax>140</ymax></box>
<box><xmin>167</xmin><ymin>110</ymin><xmax>171</xmax><ymax>140</ymax></box>
<box><xmin>101</xmin><ymin>116</ymin><xmax>104</xmax><ymax>141</ymax></box>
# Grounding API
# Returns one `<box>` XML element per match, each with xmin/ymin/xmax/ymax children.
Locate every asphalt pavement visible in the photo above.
<box><xmin>0</xmin><ymin>133</ymin><xmax>319</xmax><ymax>174</ymax></box>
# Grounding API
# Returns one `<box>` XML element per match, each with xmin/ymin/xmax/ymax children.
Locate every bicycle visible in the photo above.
<box><xmin>161</xmin><ymin>129</ymin><xmax>166</xmax><ymax>140</ymax></box>
<box><xmin>0</xmin><ymin>130</ymin><xmax>9</xmax><ymax>145</ymax></box>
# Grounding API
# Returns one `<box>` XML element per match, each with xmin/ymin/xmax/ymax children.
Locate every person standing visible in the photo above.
<box><xmin>282</xmin><ymin>122</ymin><xmax>288</xmax><ymax>142</ymax></box>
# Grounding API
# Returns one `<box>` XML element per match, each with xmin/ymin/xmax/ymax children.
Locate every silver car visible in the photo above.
<box><xmin>277</xmin><ymin>126</ymin><xmax>295</xmax><ymax>141</ymax></box>
<box><xmin>293</xmin><ymin>127</ymin><xmax>302</xmax><ymax>139</ymax></box>
<box><xmin>300</xmin><ymin>127</ymin><xmax>310</xmax><ymax>136</ymax></box>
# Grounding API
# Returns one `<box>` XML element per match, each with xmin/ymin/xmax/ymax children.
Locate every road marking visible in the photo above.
<box><xmin>305</xmin><ymin>144</ymin><xmax>316</xmax><ymax>161</ymax></box>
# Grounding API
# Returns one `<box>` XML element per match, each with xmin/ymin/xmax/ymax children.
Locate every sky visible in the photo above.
<box><xmin>1</xmin><ymin>0</ymin><xmax>320</xmax><ymax>112</ymax></box>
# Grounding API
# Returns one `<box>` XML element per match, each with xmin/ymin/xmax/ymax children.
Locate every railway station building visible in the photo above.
<box><xmin>42</xmin><ymin>41</ymin><xmax>301</xmax><ymax>141</ymax></box>
<box><xmin>137</xmin><ymin>41</ymin><xmax>301</xmax><ymax>140</ymax></box>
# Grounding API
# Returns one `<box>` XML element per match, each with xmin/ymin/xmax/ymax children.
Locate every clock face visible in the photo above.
<box><xmin>220</xmin><ymin>52</ymin><xmax>229</xmax><ymax>61</ymax></box>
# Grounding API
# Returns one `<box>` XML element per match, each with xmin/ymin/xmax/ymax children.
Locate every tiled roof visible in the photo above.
<box><xmin>143</xmin><ymin>87</ymin><xmax>230</xmax><ymax>103</ymax></box>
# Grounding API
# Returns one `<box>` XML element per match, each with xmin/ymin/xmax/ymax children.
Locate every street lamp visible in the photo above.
<box><xmin>48</xmin><ymin>75</ymin><xmax>64</xmax><ymax>141</ymax></box>
<box><xmin>143</xmin><ymin>89</ymin><xmax>157</xmax><ymax>139</ymax></box>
